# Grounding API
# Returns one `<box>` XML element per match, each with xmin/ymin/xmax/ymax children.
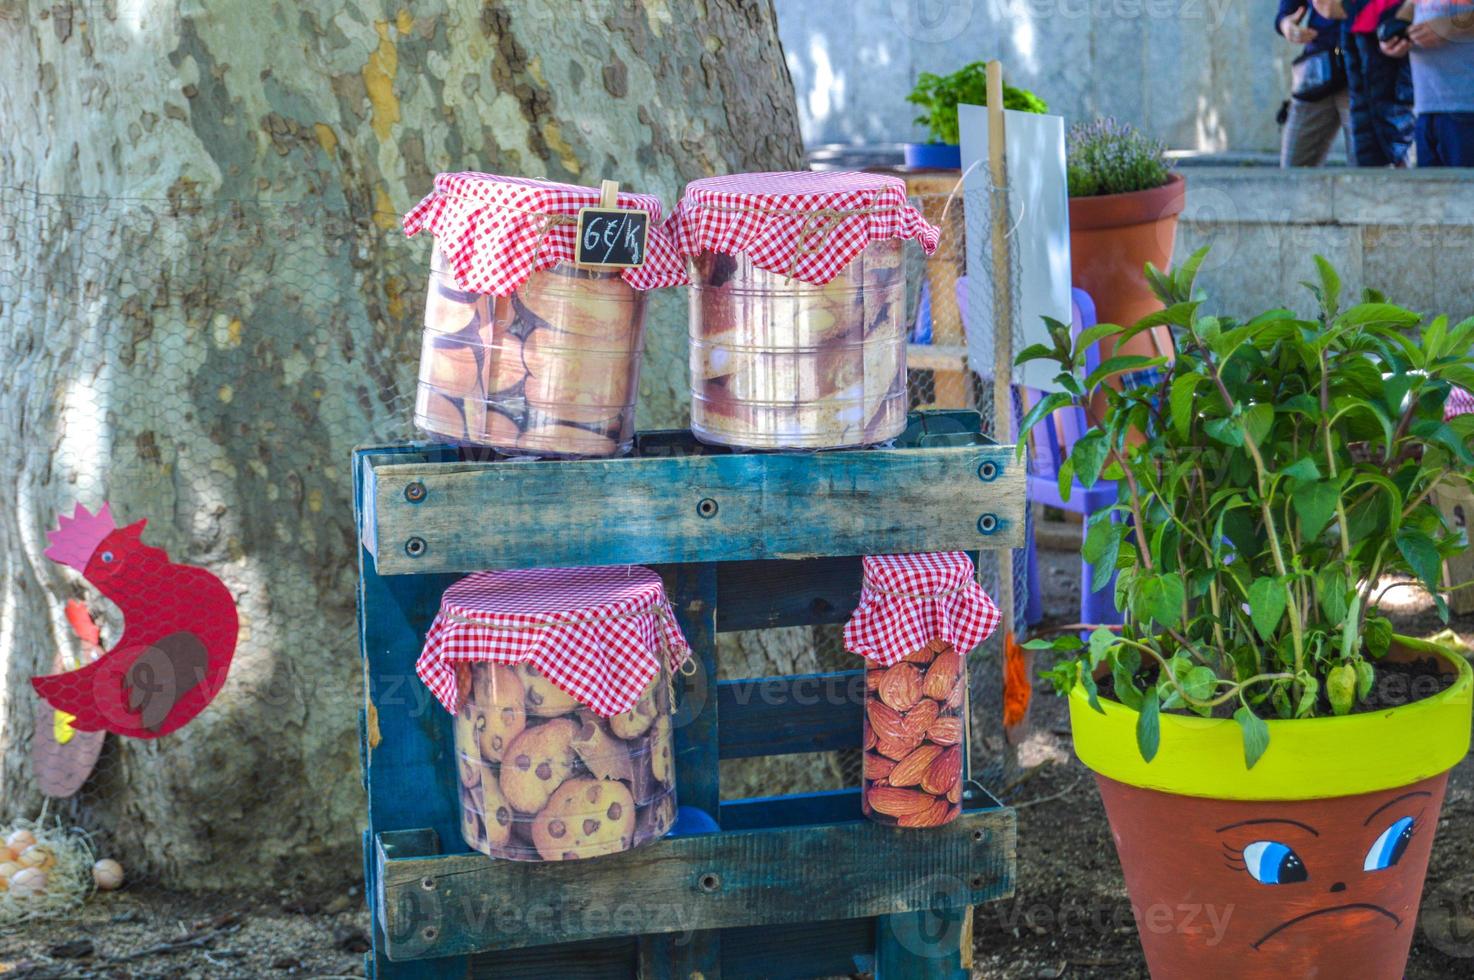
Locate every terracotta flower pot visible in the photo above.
<box><xmin>1070</xmin><ymin>637</ymin><xmax>1473</xmax><ymax>979</ymax></box>
<box><xmin>1069</xmin><ymin>173</ymin><xmax>1186</xmax><ymax>376</ymax></box>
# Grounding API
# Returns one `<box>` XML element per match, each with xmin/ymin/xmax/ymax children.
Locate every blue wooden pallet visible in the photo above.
<box><xmin>355</xmin><ymin>411</ymin><xmax>1022</xmax><ymax>979</ymax></box>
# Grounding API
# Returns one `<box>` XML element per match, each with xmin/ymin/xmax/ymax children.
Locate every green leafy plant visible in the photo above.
<box><xmin>906</xmin><ymin>62</ymin><xmax>1047</xmax><ymax>146</ymax></box>
<box><xmin>1066</xmin><ymin>117</ymin><xmax>1172</xmax><ymax>198</ymax></box>
<box><xmin>1019</xmin><ymin>249</ymin><xmax>1474</xmax><ymax>766</ymax></box>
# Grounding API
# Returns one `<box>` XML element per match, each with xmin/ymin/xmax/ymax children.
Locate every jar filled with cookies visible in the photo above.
<box><xmin>664</xmin><ymin>171</ymin><xmax>940</xmax><ymax>449</ymax></box>
<box><xmin>842</xmin><ymin>553</ymin><xmax>1001</xmax><ymax>828</ymax></box>
<box><xmin>403</xmin><ymin>173</ymin><xmax>686</xmax><ymax>457</ymax></box>
<box><xmin>417</xmin><ymin>566</ymin><xmax>690</xmax><ymax>862</ymax></box>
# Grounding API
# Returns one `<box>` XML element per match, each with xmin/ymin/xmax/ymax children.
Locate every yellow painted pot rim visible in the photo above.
<box><xmin>1069</xmin><ymin>636</ymin><xmax>1474</xmax><ymax>801</ymax></box>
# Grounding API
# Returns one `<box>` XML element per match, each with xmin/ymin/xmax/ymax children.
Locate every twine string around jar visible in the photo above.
<box><xmin>441</xmin><ymin>601</ymin><xmax>695</xmax><ymax>714</ymax></box>
<box><xmin>692</xmin><ymin>189</ymin><xmax>892</xmax><ymax>280</ymax></box>
<box><xmin>864</xmin><ymin>583</ymin><xmax>976</xmax><ymax>599</ymax></box>
<box><xmin>437</xmin><ymin>190</ymin><xmax>580</xmax><ymax>265</ymax></box>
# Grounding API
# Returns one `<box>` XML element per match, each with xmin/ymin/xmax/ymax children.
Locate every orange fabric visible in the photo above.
<box><xmin>1003</xmin><ymin>631</ymin><xmax>1032</xmax><ymax>728</ymax></box>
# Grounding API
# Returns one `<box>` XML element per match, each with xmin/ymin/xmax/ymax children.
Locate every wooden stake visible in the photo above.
<box><xmin>986</xmin><ymin>62</ymin><xmax>1028</xmax><ymax>746</ymax></box>
<box><xmin>599</xmin><ymin>179</ymin><xmax>619</xmax><ymax>209</ymax></box>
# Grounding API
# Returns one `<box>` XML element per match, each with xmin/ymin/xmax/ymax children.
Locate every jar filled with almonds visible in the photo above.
<box><xmin>843</xmin><ymin>553</ymin><xmax>1001</xmax><ymax>828</ymax></box>
<box><xmin>863</xmin><ymin>639</ymin><xmax>967</xmax><ymax>826</ymax></box>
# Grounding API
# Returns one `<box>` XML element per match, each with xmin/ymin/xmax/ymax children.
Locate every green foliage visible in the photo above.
<box><xmin>905</xmin><ymin>62</ymin><xmax>1048</xmax><ymax>146</ymax></box>
<box><xmin>1066</xmin><ymin>117</ymin><xmax>1173</xmax><ymax>198</ymax></box>
<box><xmin>1019</xmin><ymin>248</ymin><xmax>1474</xmax><ymax>765</ymax></box>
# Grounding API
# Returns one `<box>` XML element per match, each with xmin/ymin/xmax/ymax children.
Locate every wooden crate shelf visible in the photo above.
<box><xmin>354</xmin><ymin>409</ymin><xmax>1023</xmax><ymax>979</ymax></box>
<box><xmin>374</xmin><ymin>792</ymin><xmax>1013</xmax><ymax>962</ymax></box>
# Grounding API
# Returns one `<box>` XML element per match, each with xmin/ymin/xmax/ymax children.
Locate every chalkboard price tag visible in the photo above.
<box><xmin>574</xmin><ymin>179</ymin><xmax>649</xmax><ymax>270</ymax></box>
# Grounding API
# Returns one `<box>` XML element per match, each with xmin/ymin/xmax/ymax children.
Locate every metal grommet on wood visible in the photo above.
<box><xmin>405</xmin><ymin>536</ymin><xmax>428</xmax><ymax>558</ymax></box>
<box><xmin>696</xmin><ymin>497</ymin><xmax>719</xmax><ymax>519</ymax></box>
<box><xmin>976</xmin><ymin>513</ymin><xmax>999</xmax><ymax>535</ymax></box>
<box><xmin>404</xmin><ymin>481</ymin><xmax>427</xmax><ymax>503</ymax></box>
<box><xmin>697</xmin><ymin>871</ymin><xmax>722</xmax><ymax>893</ymax></box>
<box><xmin>420</xmin><ymin>876</ymin><xmax>436</xmax><ymax>891</ymax></box>
<box><xmin>976</xmin><ymin>460</ymin><xmax>999</xmax><ymax>482</ymax></box>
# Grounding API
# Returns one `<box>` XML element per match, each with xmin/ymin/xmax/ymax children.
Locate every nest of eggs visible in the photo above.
<box><xmin>0</xmin><ymin>820</ymin><xmax>99</xmax><ymax>924</ymax></box>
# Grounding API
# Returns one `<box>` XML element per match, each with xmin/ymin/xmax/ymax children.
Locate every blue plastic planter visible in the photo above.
<box><xmin>903</xmin><ymin>142</ymin><xmax>961</xmax><ymax>170</ymax></box>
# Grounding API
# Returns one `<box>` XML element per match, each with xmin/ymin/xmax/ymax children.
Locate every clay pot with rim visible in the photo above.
<box><xmin>1070</xmin><ymin>635</ymin><xmax>1472</xmax><ymax>979</ymax></box>
<box><xmin>1069</xmin><ymin>172</ymin><xmax>1186</xmax><ymax>369</ymax></box>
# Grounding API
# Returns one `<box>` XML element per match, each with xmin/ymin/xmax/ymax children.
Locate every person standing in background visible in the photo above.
<box><xmin>1277</xmin><ymin>1</ymin><xmax>1352</xmax><ymax>165</ymax></box>
<box><xmin>1381</xmin><ymin>1</ymin><xmax>1474</xmax><ymax>165</ymax></box>
<box><xmin>1316</xmin><ymin>0</ymin><xmax>1417</xmax><ymax>164</ymax></box>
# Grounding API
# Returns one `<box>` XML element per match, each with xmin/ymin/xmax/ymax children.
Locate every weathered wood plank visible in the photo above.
<box><xmin>716</xmin><ymin>671</ymin><xmax>864</xmax><ymax>758</ymax></box>
<box><xmin>654</xmin><ymin>563</ymin><xmax>722</xmax><ymax>978</ymax></box>
<box><xmin>362</xmin><ymin>439</ymin><xmax>1022</xmax><ymax>575</ymax></box>
<box><xmin>468</xmin><ymin>938</ymin><xmax>638</xmax><ymax>980</ymax></box>
<box><xmin>714</xmin><ymin>556</ymin><xmax>862</xmax><ymax>632</ymax></box>
<box><xmin>875</xmin><ymin>907</ymin><xmax>970</xmax><ymax>980</ymax></box>
<box><xmin>374</xmin><ymin>804</ymin><xmax>1015</xmax><ymax>961</ymax></box>
<box><xmin>720</xmin><ymin>917</ymin><xmax>874</xmax><ymax>979</ymax></box>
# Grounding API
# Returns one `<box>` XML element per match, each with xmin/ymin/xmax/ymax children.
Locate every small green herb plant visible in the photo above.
<box><xmin>1019</xmin><ymin>249</ymin><xmax>1474</xmax><ymax>766</ymax></box>
<box><xmin>906</xmin><ymin>62</ymin><xmax>1047</xmax><ymax>146</ymax></box>
<box><xmin>1067</xmin><ymin>117</ymin><xmax>1172</xmax><ymax>198</ymax></box>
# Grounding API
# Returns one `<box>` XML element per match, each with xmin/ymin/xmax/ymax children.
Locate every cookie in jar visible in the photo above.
<box><xmin>666</xmin><ymin>171</ymin><xmax>939</xmax><ymax>450</ymax></box>
<box><xmin>420</xmin><ymin>566</ymin><xmax>690</xmax><ymax>862</ymax></box>
<box><xmin>403</xmin><ymin>173</ymin><xmax>686</xmax><ymax>457</ymax></box>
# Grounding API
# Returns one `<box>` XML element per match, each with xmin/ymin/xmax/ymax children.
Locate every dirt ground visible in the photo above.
<box><xmin>4</xmin><ymin>527</ymin><xmax>1473</xmax><ymax>979</ymax></box>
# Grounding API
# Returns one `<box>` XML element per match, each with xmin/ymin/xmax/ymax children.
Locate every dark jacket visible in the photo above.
<box><xmin>1274</xmin><ymin>0</ymin><xmax>1340</xmax><ymax>56</ymax></box>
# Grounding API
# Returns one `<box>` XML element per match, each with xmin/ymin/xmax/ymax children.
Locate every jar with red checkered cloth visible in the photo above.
<box><xmin>403</xmin><ymin>173</ymin><xmax>686</xmax><ymax>457</ymax></box>
<box><xmin>665</xmin><ymin>171</ymin><xmax>941</xmax><ymax>449</ymax></box>
<box><xmin>417</xmin><ymin>566</ymin><xmax>691</xmax><ymax>861</ymax></box>
<box><xmin>843</xmin><ymin>553</ymin><xmax>1001</xmax><ymax>827</ymax></box>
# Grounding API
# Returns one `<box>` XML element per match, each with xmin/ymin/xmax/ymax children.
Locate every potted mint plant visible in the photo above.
<box><xmin>903</xmin><ymin>62</ymin><xmax>1046</xmax><ymax>169</ymax></box>
<box><xmin>1020</xmin><ymin>249</ymin><xmax>1474</xmax><ymax>979</ymax></box>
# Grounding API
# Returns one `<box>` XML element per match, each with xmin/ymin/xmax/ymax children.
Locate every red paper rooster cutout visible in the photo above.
<box><xmin>31</xmin><ymin>503</ymin><xmax>238</xmax><ymax>738</ymax></box>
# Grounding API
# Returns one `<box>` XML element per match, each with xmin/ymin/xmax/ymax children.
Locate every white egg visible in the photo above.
<box><xmin>93</xmin><ymin>859</ymin><xmax>124</xmax><ymax>891</ymax></box>
<box><xmin>10</xmin><ymin>866</ymin><xmax>47</xmax><ymax>898</ymax></box>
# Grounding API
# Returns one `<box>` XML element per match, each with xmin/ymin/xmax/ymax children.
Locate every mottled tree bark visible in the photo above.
<box><xmin>0</xmin><ymin>0</ymin><xmax>802</xmax><ymax>889</ymax></box>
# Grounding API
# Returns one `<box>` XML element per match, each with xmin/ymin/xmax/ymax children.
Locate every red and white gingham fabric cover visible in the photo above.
<box><xmin>402</xmin><ymin>173</ymin><xmax>687</xmax><ymax>295</ymax></box>
<box><xmin>664</xmin><ymin>171</ymin><xmax>941</xmax><ymax>285</ymax></box>
<box><xmin>843</xmin><ymin>552</ymin><xmax>1001</xmax><ymax>667</ymax></box>
<box><xmin>1447</xmin><ymin>387</ymin><xmax>1474</xmax><ymax>420</ymax></box>
<box><xmin>417</xmin><ymin>566</ymin><xmax>690</xmax><ymax>717</ymax></box>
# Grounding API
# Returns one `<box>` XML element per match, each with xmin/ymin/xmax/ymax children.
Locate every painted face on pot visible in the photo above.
<box><xmin>1095</xmin><ymin>772</ymin><xmax>1450</xmax><ymax>979</ymax></box>
<box><xmin>1216</xmin><ymin>788</ymin><xmax>1432</xmax><ymax>952</ymax></box>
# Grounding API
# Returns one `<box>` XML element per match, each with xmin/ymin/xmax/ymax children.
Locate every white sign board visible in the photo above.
<box><xmin>957</xmin><ymin>103</ymin><xmax>1072</xmax><ymax>393</ymax></box>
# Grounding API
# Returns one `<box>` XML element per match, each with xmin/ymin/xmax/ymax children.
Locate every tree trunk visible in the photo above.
<box><xmin>0</xmin><ymin>0</ymin><xmax>803</xmax><ymax>890</ymax></box>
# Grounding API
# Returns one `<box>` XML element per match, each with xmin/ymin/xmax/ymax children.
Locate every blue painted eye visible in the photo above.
<box><xmin>1243</xmin><ymin>840</ymin><xmax>1308</xmax><ymax>884</ymax></box>
<box><xmin>1364</xmin><ymin>817</ymin><xmax>1414</xmax><ymax>872</ymax></box>
<box><xmin>100</xmin><ymin>551</ymin><xmax>114</xmax><ymax>563</ymax></box>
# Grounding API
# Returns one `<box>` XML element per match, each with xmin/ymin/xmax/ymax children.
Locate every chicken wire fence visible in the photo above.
<box><xmin>0</xmin><ymin>178</ymin><xmax>1031</xmax><ymax>882</ymax></box>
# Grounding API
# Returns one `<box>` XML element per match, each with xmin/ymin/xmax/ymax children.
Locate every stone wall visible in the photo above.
<box><xmin>775</xmin><ymin>0</ymin><xmax>1292</xmax><ymax>154</ymax></box>
<box><xmin>1177</xmin><ymin>166</ymin><xmax>1474</xmax><ymax>319</ymax></box>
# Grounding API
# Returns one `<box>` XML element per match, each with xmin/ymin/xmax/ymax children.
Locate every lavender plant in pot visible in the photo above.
<box><xmin>1020</xmin><ymin>249</ymin><xmax>1474</xmax><ymax>979</ymax></box>
<box><xmin>1067</xmin><ymin>118</ymin><xmax>1183</xmax><ymax>373</ymax></box>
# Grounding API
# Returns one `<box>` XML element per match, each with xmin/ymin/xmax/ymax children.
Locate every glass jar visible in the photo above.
<box><xmin>860</xmin><ymin>638</ymin><xmax>965</xmax><ymax>828</ymax></box>
<box><xmin>454</xmin><ymin>661</ymin><xmax>676</xmax><ymax>861</ymax></box>
<box><xmin>687</xmin><ymin>239</ymin><xmax>907</xmax><ymax>449</ymax></box>
<box><xmin>415</xmin><ymin>243</ymin><xmax>648</xmax><ymax>457</ymax></box>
